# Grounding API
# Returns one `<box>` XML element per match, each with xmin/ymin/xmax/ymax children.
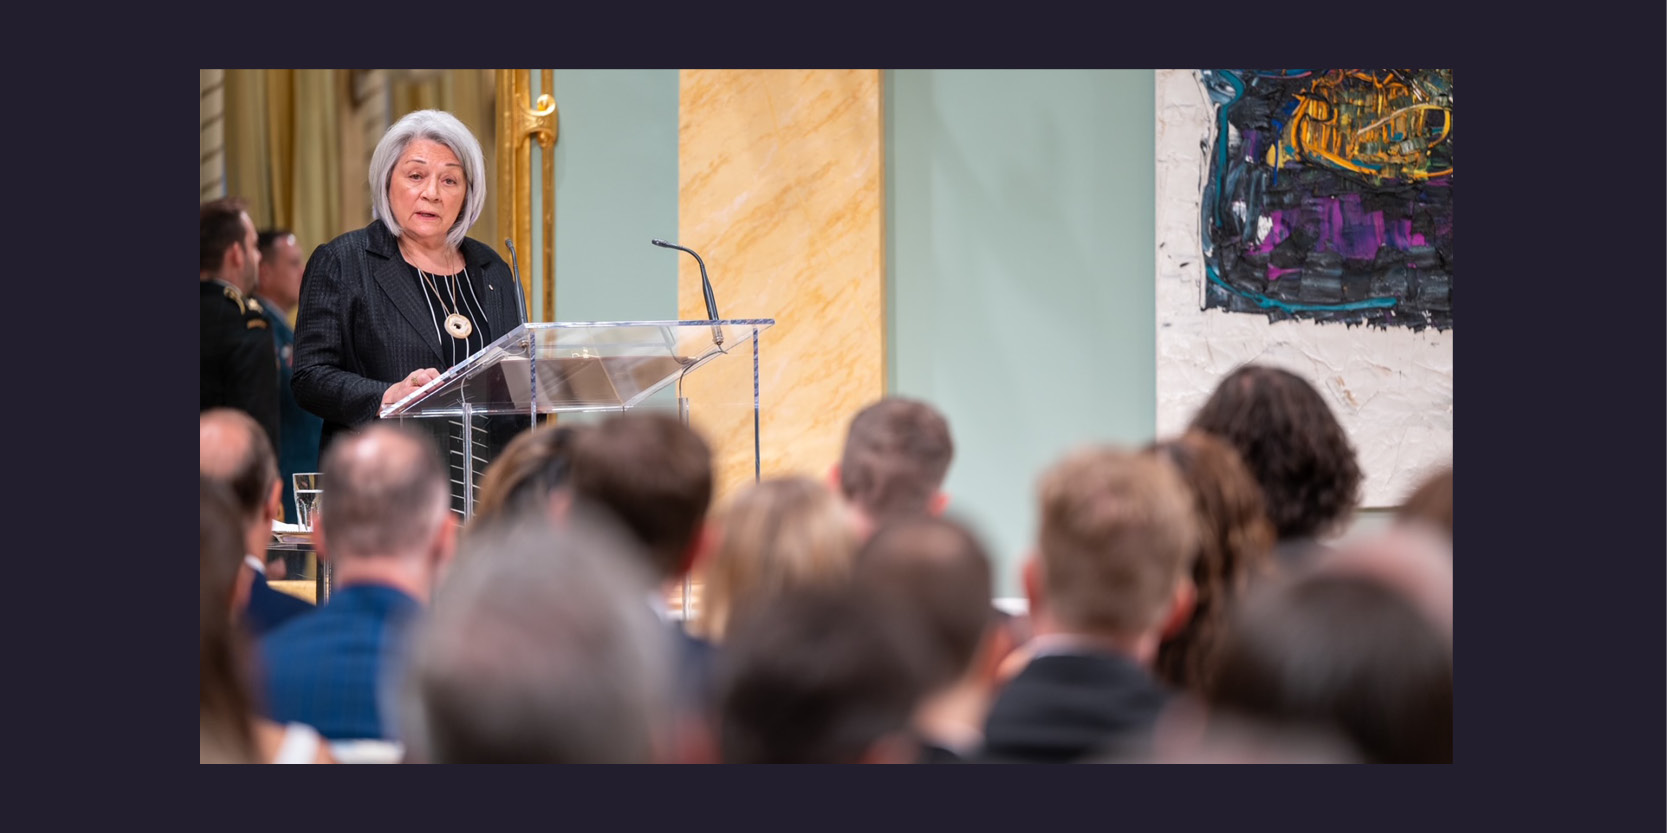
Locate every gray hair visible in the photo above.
<box><xmin>368</xmin><ymin>109</ymin><xmax>487</xmax><ymax>250</ymax></box>
<box><xmin>401</xmin><ymin>513</ymin><xmax>673</xmax><ymax>763</ymax></box>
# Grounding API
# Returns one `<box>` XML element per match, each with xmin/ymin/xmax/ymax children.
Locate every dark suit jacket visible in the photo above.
<box><xmin>244</xmin><ymin>569</ymin><xmax>314</xmax><ymax>637</ymax></box>
<box><xmin>257</xmin><ymin>583</ymin><xmax>422</xmax><ymax>741</ymax></box>
<box><xmin>978</xmin><ymin>650</ymin><xmax>1170</xmax><ymax>763</ymax></box>
<box><xmin>291</xmin><ymin>221</ymin><xmax>524</xmax><ymax>461</ymax></box>
<box><xmin>201</xmin><ymin>279</ymin><xmax>280</xmax><ymax>451</ymax></box>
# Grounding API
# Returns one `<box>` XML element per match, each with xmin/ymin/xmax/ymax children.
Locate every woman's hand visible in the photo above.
<box><xmin>382</xmin><ymin>368</ymin><xmax>442</xmax><ymax>407</ymax></box>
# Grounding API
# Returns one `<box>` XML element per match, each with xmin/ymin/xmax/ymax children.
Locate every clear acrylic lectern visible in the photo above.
<box><xmin>379</xmin><ymin>319</ymin><xmax>775</xmax><ymax>521</ymax></box>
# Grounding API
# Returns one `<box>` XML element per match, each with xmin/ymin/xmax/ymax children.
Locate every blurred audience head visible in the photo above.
<box><xmin>1029</xmin><ymin>446</ymin><xmax>1199</xmax><ymax>652</ymax></box>
<box><xmin>1319</xmin><ymin>525</ymin><xmax>1454</xmax><ymax>639</ymax></box>
<box><xmin>401</xmin><ymin>515</ymin><xmax>673</xmax><ymax>763</ymax></box>
<box><xmin>255</xmin><ymin>228</ymin><xmax>305</xmax><ymax>311</ymax></box>
<box><xmin>200</xmin><ymin>477</ymin><xmax>259</xmax><ymax>763</ymax></box>
<box><xmin>467</xmin><ymin>422</ymin><xmax>583</xmax><ymax>539</ymax></box>
<box><xmin>1147</xmin><ymin>696</ymin><xmax>1361</xmax><ymax>763</ymax></box>
<box><xmin>317</xmin><ymin>422</ymin><xmax>453</xmax><ymax>569</ymax></box>
<box><xmin>715</xmin><ymin>585</ymin><xmax>934</xmax><ymax>764</ymax></box>
<box><xmin>853</xmin><ymin>514</ymin><xmax>994</xmax><ymax>693</ymax></box>
<box><xmin>836</xmin><ymin>396</ymin><xmax>954</xmax><ymax>534</ymax></box>
<box><xmin>1144</xmin><ymin>429</ymin><xmax>1277</xmax><ymax>691</ymax></box>
<box><xmin>693</xmin><ymin>475</ymin><xmax>860</xmax><ymax>641</ymax></box>
<box><xmin>1395</xmin><ymin>464</ymin><xmax>1453</xmax><ymax>540</ymax></box>
<box><xmin>1188</xmin><ymin>363</ymin><xmax>1363</xmax><ymax>544</ymax></box>
<box><xmin>1203</xmin><ymin>566</ymin><xmax>1452</xmax><ymax>763</ymax></box>
<box><xmin>199</xmin><ymin>407</ymin><xmax>280</xmax><ymax>532</ymax></box>
<box><xmin>568</xmin><ymin>411</ymin><xmax>713</xmax><ymax>583</ymax></box>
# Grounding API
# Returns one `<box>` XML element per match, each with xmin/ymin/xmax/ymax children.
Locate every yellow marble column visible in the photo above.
<box><xmin>677</xmin><ymin>70</ymin><xmax>886</xmax><ymax>505</ymax></box>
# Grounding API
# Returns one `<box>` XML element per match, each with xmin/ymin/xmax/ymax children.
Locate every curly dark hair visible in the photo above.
<box><xmin>1188</xmin><ymin>364</ymin><xmax>1362</xmax><ymax>542</ymax></box>
<box><xmin>1146</xmin><ymin>430</ymin><xmax>1276</xmax><ymax>692</ymax></box>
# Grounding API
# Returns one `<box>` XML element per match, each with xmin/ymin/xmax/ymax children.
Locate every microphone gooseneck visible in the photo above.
<box><xmin>504</xmin><ymin>238</ymin><xmax>529</xmax><ymax>325</ymax></box>
<box><xmin>652</xmin><ymin>239</ymin><xmax>724</xmax><ymax>347</ymax></box>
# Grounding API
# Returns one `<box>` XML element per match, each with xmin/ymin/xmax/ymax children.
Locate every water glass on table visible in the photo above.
<box><xmin>293</xmin><ymin>472</ymin><xmax>323</xmax><ymax>531</ymax></box>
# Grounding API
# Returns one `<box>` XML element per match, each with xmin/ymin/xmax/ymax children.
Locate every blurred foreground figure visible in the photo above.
<box><xmin>200</xmin><ymin>408</ymin><xmax>314</xmax><ymax>635</ymax></box>
<box><xmin>1202</xmin><ymin>536</ymin><xmax>1453</xmax><ymax>764</ymax></box>
<box><xmin>201</xmin><ymin>478</ymin><xmax>333</xmax><ymax>764</ymax></box>
<box><xmin>1395</xmin><ymin>464</ymin><xmax>1453</xmax><ymax>541</ymax></box>
<box><xmin>401</xmin><ymin>515</ymin><xmax>674</xmax><ymax>763</ymax></box>
<box><xmin>464</xmin><ymin>422</ymin><xmax>583</xmax><ymax>539</ymax></box>
<box><xmin>567</xmin><ymin>411</ymin><xmax>720</xmax><ymax>754</ymax></box>
<box><xmin>693</xmin><ymin>475</ymin><xmax>860</xmax><ymax>643</ymax></box>
<box><xmin>716</xmin><ymin>585</ymin><xmax>935</xmax><ymax>764</ymax></box>
<box><xmin>979</xmin><ymin>446</ymin><xmax>1200</xmax><ymax>763</ymax></box>
<box><xmin>853</xmin><ymin>515</ymin><xmax>1011</xmax><ymax>763</ymax></box>
<box><xmin>1144</xmin><ymin>430</ymin><xmax>1277</xmax><ymax>693</ymax></box>
<box><xmin>257</xmin><ymin>423</ymin><xmax>456</xmax><ymax>749</ymax></box>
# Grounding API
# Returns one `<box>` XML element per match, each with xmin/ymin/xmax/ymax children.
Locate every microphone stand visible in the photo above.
<box><xmin>652</xmin><ymin>239</ymin><xmax>724</xmax><ymax>348</ymax></box>
<box><xmin>503</xmin><ymin>238</ymin><xmax>529</xmax><ymax>325</ymax></box>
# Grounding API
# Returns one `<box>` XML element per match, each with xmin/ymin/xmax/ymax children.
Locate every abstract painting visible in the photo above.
<box><xmin>1196</xmin><ymin>69</ymin><xmax>1452</xmax><ymax>330</ymax></box>
<box><xmin>1156</xmin><ymin>69</ymin><xmax>1453</xmax><ymax>508</ymax></box>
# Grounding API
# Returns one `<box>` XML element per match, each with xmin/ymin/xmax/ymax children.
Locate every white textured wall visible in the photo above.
<box><xmin>1154</xmin><ymin>70</ymin><xmax>1453</xmax><ymax>508</ymax></box>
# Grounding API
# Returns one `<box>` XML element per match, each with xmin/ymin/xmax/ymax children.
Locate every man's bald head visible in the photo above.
<box><xmin>318</xmin><ymin>424</ymin><xmax>449</xmax><ymax>560</ymax></box>
<box><xmin>200</xmin><ymin>408</ymin><xmax>277</xmax><ymax>523</ymax></box>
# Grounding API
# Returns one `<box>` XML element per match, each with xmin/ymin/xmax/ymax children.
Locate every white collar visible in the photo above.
<box><xmin>244</xmin><ymin>554</ymin><xmax>267</xmax><ymax>576</ymax></box>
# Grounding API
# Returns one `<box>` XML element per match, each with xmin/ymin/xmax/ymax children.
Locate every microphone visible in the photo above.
<box><xmin>652</xmin><ymin>239</ymin><xmax>723</xmax><ymax>346</ymax></box>
<box><xmin>504</xmin><ymin>238</ymin><xmax>529</xmax><ymax>325</ymax></box>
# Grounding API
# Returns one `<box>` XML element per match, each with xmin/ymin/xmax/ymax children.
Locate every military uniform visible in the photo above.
<box><xmin>201</xmin><ymin>278</ymin><xmax>281</xmax><ymax>453</ymax></box>
<box><xmin>254</xmin><ymin>297</ymin><xmax>323</xmax><ymax>524</ymax></box>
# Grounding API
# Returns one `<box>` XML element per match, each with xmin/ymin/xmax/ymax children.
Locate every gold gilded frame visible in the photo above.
<box><xmin>496</xmin><ymin>70</ymin><xmax>558</xmax><ymax>322</ymax></box>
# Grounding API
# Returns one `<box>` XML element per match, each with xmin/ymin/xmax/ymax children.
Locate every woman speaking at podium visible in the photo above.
<box><xmin>293</xmin><ymin>109</ymin><xmax>525</xmax><ymax>513</ymax></box>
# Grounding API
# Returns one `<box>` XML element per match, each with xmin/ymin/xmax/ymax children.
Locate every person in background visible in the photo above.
<box><xmin>400</xmin><ymin>514</ymin><xmax>675</xmax><ymax>763</ymax></box>
<box><xmin>852</xmin><ymin>515</ymin><xmax>1015</xmax><ymax>762</ymax></box>
<box><xmin>1188</xmin><ymin>363</ymin><xmax>1363</xmax><ymax>569</ymax></box>
<box><xmin>979</xmin><ymin>446</ymin><xmax>1199</xmax><ymax>763</ymax></box>
<box><xmin>1395</xmin><ymin>464</ymin><xmax>1453</xmax><ymax>541</ymax></box>
<box><xmin>201</xmin><ymin>197</ymin><xmax>280</xmax><ymax>456</ymax></box>
<box><xmin>565</xmin><ymin>411</ymin><xmax>721</xmax><ymax>760</ymax></box>
<box><xmin>201</xmin><ymin>477</ymin><xmax>333</xmax><ymax>764</ymax></box>
<box><xmin>1200</xmin><ymin>557</ymin><xmax>1452</xmax><ymax>764</ymax></box>
<box><xmin>257</xmin><ymin>423</ymin><xmax>457</xmax><ymax>748</ymax></box>
<box><xmin>253</xmin><ymin>228</ymin><xmax>323</xmax><ymax>526</ymax></box>
<box><xmin>200</xmin><ymin>408</ymin><xmax>314</xmax><ymax>636</ymax></box>
<box><xmin>1143</xmin><ymin>430</ymin><xmax>1277</xmax><ymax>693</ymax></box>
<box><xmin>714</xmin><ymin>584</ymin><xmax>936</xmax><ymax>764</ymax></box>
<box><xmin>832</xmin><ymin>396</ymin><xmax>955</xmax><ymax>539</ymax></box>
<box><xmin>690</xmin><ymin>475</ymin><xmax>861</xmax><ymax>645</ymax></box>
<box><xmin>463</xmin><ymin>422</ymin><xmax>584</xmax><ymax>541</ymax></box>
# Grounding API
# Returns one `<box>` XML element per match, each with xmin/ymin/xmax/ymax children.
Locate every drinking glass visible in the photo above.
<box><xmin>293</xmin><ymin>473</ymin><xmax>323</xmax><ymax>531</ymax></box>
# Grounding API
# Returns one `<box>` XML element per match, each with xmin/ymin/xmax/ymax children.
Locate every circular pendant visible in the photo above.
<box><xmin>445</xmin><ymin>313</ymin><xmax>473</xmax><ymax>339</ymax></box>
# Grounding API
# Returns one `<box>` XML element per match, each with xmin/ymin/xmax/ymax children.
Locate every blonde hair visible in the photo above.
<box><xmin>693</xmin><ymin>476</ymin><xmax>859</xmax><ymax>641</ymax></box>
<box><xmin>1036</xmin><ymin>446</ymin><xmax>1199</xmax><ymax>637</ymax></box>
